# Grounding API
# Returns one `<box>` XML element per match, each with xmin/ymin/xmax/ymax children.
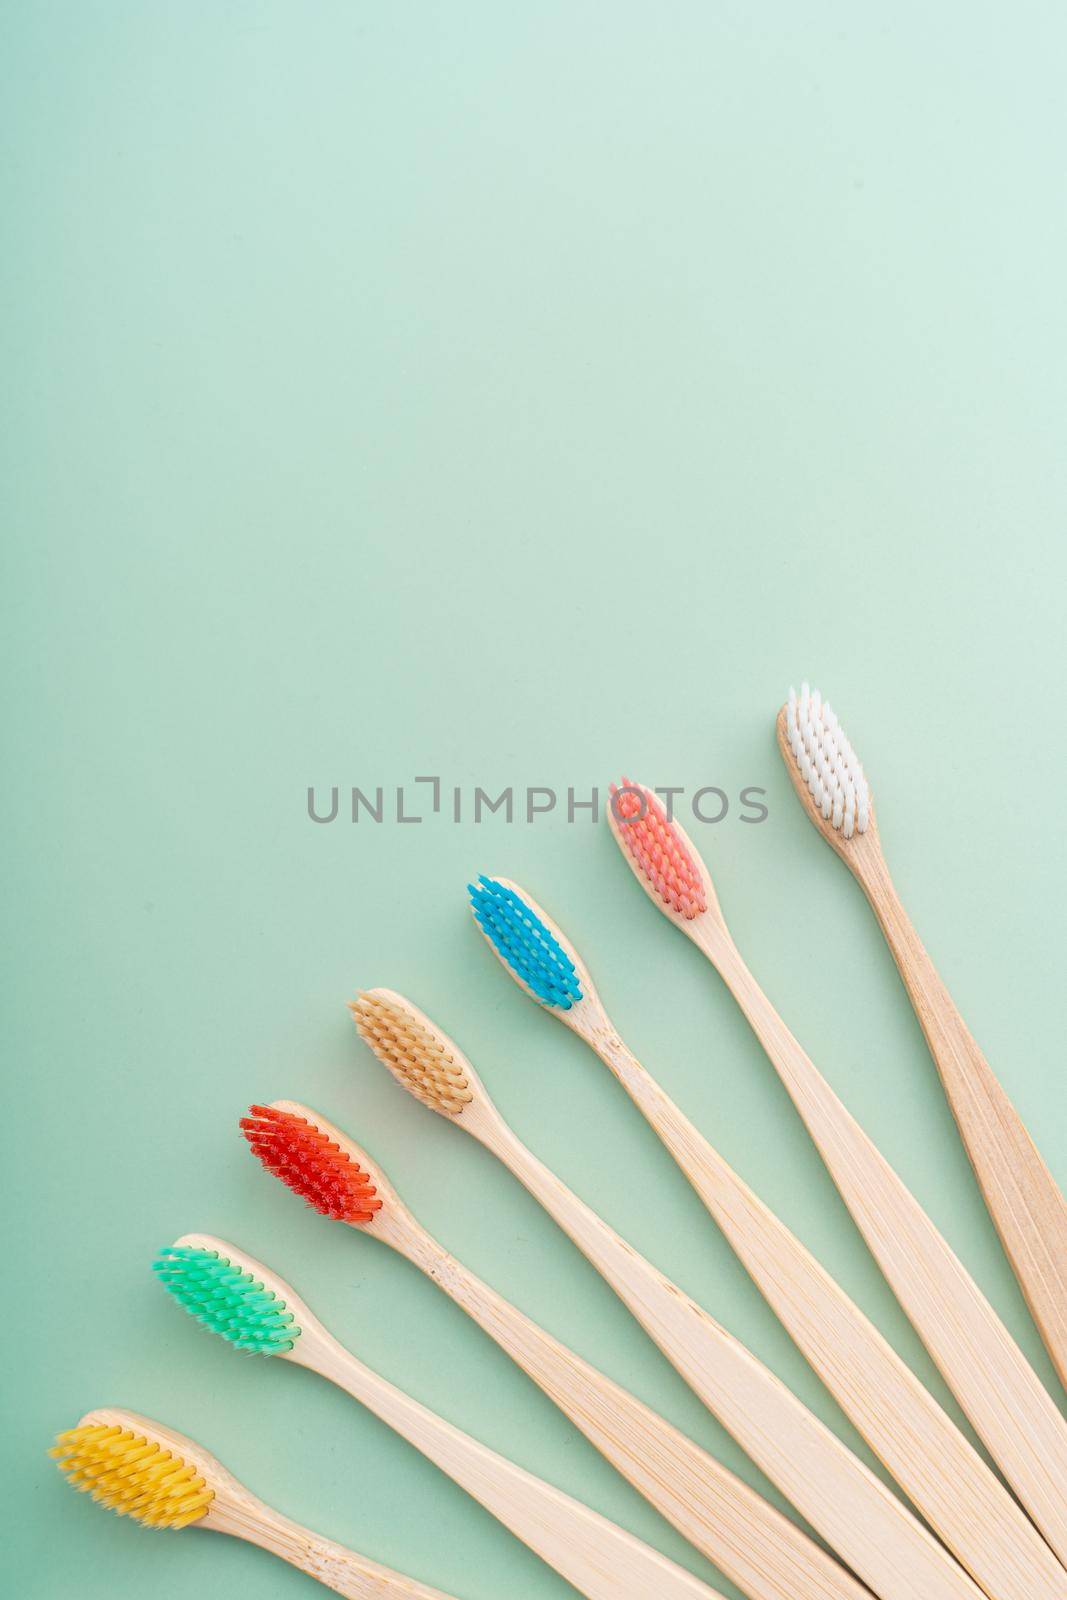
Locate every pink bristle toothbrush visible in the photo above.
<box><xmin>465</xmin><ymin>872</ymin><xmax>1067</xmax><ymax>1600</ymax></box>
<box><xmin>349</xmin><ymin>988</ymin><xmax>990</xmax><ymax>1600</ymax></box>
<box><xmin>607</xmin><ymin>775</ymin><xmax>1067</xmax><ymax>1567</ymax></box>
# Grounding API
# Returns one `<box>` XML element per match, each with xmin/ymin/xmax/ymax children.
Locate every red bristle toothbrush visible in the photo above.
<box><xmin>346</xmin><ymin>991</ymin><xmax>989</xmax><ymax>1600</ymax></box>
<box><xmin>154</xmin><ymin>1232</ymin><xmax>731</xmax><ymax>1600</ymax></box>
<box><xmin>607</xmin><ymin>776</ymin><xmax>1067</xmax><ymax>1566</ymax></box>
<box><xmin>53</xmin><ymin>1407</ymin><xmax>462</xmax><ymax>1598</ymax></box>
<box><xmin>463</xmin><ymin>874</ymin><xmax>1066</xmax><ymax>1600</ymax></box>
<box><xmin>240</xmin><ymin>1099</ymin><xmax>873</xmax><ymax>1600</ymax></box>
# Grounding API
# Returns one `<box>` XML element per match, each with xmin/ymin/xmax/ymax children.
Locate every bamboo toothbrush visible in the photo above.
<box><xmin>349</xmin><ymin>988</ymin><xmax>989</xmax><ymax>1600</ymax></box>
<box><xmin>241</xmin><ymin>1099</ymin><xmax>872</xmax><ymax>1600</ymax></box>
<box><xmin>52</xmin><ymin>1407</ymin><xmax>459</xmax><ymax>1599</ymax></box>
<box><xmin>777</xmin><ymin>681</ymin><xmax>1067</xmax><ymax>1391</ymax></box>
<box><xmin>607</xmin><ymin>775</ymin><xmax>1067</xmax><ymax>1566</ymax></box>
<box><xmin>466</xmin><ymin>874</ymin><xmax>1067</xmax><ymax>1600</ymax></box>
<box><xmin>154</xmin><ymin>1232</ymin><xmax>731</xmax><ymax>1600</ymax></box>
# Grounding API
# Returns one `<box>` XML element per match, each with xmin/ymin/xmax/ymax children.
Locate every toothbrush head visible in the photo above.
<box><xmin>469</xmin><ymin>876</ymin><xmax>586</xmax><ymax>1011</ymax></box>
<box><xmin>240</xmin><ymin>1103</ymin><xmax>385</xmax><ymax>1224</ymax></box>
<box><xmin>779</xmin><ymin>683</ymin><xmax>871</xmax><ymax>842</ymax></box>
<box><xmin>349</xmin><ymin>989</ymin><xmax>480</xmax><ymax>1120</ymax></box>
<box><xmin>608</xmin><ymin>778</ymin><xmax>709</xmax><ymax>922</ymax></box>
<box><xmin>51</xmin><ymin>1411</ymin><xmax>217</xmax><ymax>1529</ymax></box>
<box><xmin>153</xmin><ymin>1240</ymin><xmax>301</xmax><ymax>1354</ymax></box>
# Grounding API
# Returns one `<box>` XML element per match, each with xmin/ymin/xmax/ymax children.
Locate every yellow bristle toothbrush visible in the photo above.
<box><xmin>348</xmin><ymin>989</ymin><xmax>989</xmax><ymax>1600</ymax></box>
<box><xmin>241</xmin><ymin>1098</ymin><xmax>872</xmax><ymax>1600</ymax></box>
<box><xmin>52</xmin><ymin>1407</ymin><xmax>459</xmax><ymax>1599</ymax></box>
<box><xmin>465</xmin><ymin>874</ymin><xmax>1067</xmax><ymax>1600</ymax></box>
<box><xmin>606</xmin><ymin>774</ymin><xmax>1067</xmax><ymax>1566</ymax></box>
<box><xmin>154</xmin><ymin>1232</ymin><xmax>732</xmax><ymax>1600</ymax></box>
<box><xmin>777</xmin><ymin>682</ymin><xmax>1067</xmax><ymax>1391</ymax></box>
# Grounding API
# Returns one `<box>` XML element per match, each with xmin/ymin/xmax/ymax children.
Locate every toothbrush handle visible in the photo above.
<box><xmin>302</xmin><ymin>1329</ymin><xmax>727</xmax><ymax>1600</ymax></box>
<box><xmin>863</xmin><ymin>862</ymin><xmax>1067</xmax><ymax>1392</ymax></box>
<box><xmin>484</xmin><ymin>1122</ymin><xmax>983</xmax><ymax>1600</ymax></box>
<box><xmin>592</xmin><ymin>1032</ymin><xmax>1066</xmax><ymax>1600</ymax></box>
<box><xmin>219</xmin><ymin>1502</ymin><xmax>460</xmax><ymax>1599</ymax></box>
<box><xmin>405</xmin><ymin>1233</ymin><xmax>869</xmax><ymax>1600</ymax></box>
<box><xmin>716</xmin><ymin>938</ymin><xmax>1067</xmax><ymax>1568</ymax></box>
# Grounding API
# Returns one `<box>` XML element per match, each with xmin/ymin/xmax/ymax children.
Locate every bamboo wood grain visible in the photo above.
<box><xmin>525</xmin><ymin>992</ymin><xmax>1064</xmax><ymax>1596</ymax></box>
<box><xmin>361</xmin><ymin>1078</ymin><xmax>989</xmax><ymax>1600</ymax></box>
<box><xmin>609</xmin><ymin>782</ymin><xmax>1067</xmax><ymax>1569</ymax></box>
<box><xmin>776</xmin><ymin>705</ymin><xmax>1067</xmax><ymax>1393</ymax></box>
<box><xmin>271</xmin><ymin>1103</ymin><xmax>874</xmax><ymax>1600</ymax></box>
<box><xmin>714</xmin><ymin>932</ymin><xmax>1067</xmax><ymax>1567</ymax></box>
<box><xmin>83</xmin><ymin>1408</ymin><xmax>459</xmax><ymax>1600</ymax></box>
<box><xmin>182</xmin><ymin>1236</ymin><xmax>730</xmax><ymax>1600</ymax></box>
<box><xmin>473</xmin><ymin>879</ymin><xmax>1067</xmax><ymax>1600</ymax></box>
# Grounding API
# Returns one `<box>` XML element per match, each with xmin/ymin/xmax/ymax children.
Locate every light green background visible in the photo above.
<box><xmin>4</xmin><ymin>5</ymin><xmax>1066</xmax><ymax>1597</ymax></box>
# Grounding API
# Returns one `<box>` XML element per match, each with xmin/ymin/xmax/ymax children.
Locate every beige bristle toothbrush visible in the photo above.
<box><xmin>777</xmin><ymin>681</ymin><xmax>1067</xmax><ymax>1391</ymax></box>
<box><xmin>52</xmin><ymin>1407</ymin><xmax>461</xmax><ymax>1599</ymax></box>
<box><xmin>348</xmin><ymin>988</ymin><xmax>990</xmax><ymax>1600</ymax></box>
<box><xmin>241</xmin><ymin>1098</ymin><xmax>873</xmax><ymax>1600</ymax></box>
<box><xmin>607</xmin><ymin>774</ymin><xmax>1067</xmax><ymax>1566</ymax></box>
<box><xmin>154</xmin><ymin>1232</ymin><xmax>731</xmax><ymax>1600</ymax></box>
<box><xmin>465</xmin><ymin>874</ymin><xmax>1067</xmax><ymax>1600</ymax></box>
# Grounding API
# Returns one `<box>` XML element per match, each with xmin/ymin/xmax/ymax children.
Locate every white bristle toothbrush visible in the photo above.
<box><xmin>349</xmin><ymin>988</ymin><xmax>990</xmax><ymax>1600</ymax></box>
<box><xmin>154</xmin><ymin>1232</ymin><xmax>732</xmax><ymax>1600</ymax></box>
<box><xmin>607</xmin><ymin>774</ymin><xmax>1067</xmax><ymax>1566</ymax></box>
<box><xmin>777</xmin><ymin>681</ymin><xmax>1067</xmax><ymax>1392</ymax></box>
<box><xmin>466</xmin><ymin>874</ymin><xmax>1067</xmax><ymax>1600</ymax></box>
<box><xmin>53</xmin><ymin>1407</ymin><xmax>462</xmax><ymax>1599</ymax></box>
<box><xmin>242</xmin><ymin>1098</ymin><xmax>872</xmax><ymax>1600</ymax></box>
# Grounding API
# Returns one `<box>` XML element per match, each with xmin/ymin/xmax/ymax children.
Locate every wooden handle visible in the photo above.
<box><xmin>297</xmin><ymin>1327</ymin><xmax>728</xmax><ymax>1600</ymax></box>
<box><xmin>715</xmin><ymin>937</ymin><xmax>1067</xmax><ymax>1568</ymax></box>
<box><xmin>212</xmin><ymin>1498</ymin><xmax>460</xmax><ymax>1600</ymax></box>
<box><xmin>591</xmin><ymin>1030</ymin><xmax>1067</xmax><ymax>1600</ymax></box>
<box><xmin>285</xmin><ymin>1531</ymin><xmax>457</xmax><ymax>1600</ymax></box>
<box><xmin>401</xmin><ymin>1229</ymin><xmax>870</xmax><ymax>1600</ymax></box>
<box><xmin>480</xmin><ymin>1121</ymin><xmax>985</xmax><ymax>1600</ymax></box>
<box><xmin>861</xmin><ymin>858</ymin><xmax>1067</xmax><ymax>1392</ymax></box>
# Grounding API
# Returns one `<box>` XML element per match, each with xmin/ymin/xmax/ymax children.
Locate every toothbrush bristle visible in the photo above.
<box><xmin>153</xmin><ymin>1244</ymin><xmax>300</xmax><ymax>1353</ymax></box>
<box><xmin>785</xmin><ymin>683</ymin><xmax>869</xmax><ymax>838</ymax></box>
<box><xmin>350</xmin><ymin>991</ymin><xmax>473</xmax><ymax>1116</ymax></box>
<box><xmin>469</xmin><ymin>876</ymin><xmax>583</xmax><ymax>1009</ymax></box>
<box><xmin>240</xmin><ymin>1104</ymin><xmax>383</xmax><ymax>1223</ymax></box>
<box><xmin>51</xmin><ymin>1423</ymin><xmax>214</xmax><ymax>1529</ymax></box>
<box><xmin>610</xmin><ymin>779</ymin><xmax>707</xmax><ymax>919</ymax></box>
